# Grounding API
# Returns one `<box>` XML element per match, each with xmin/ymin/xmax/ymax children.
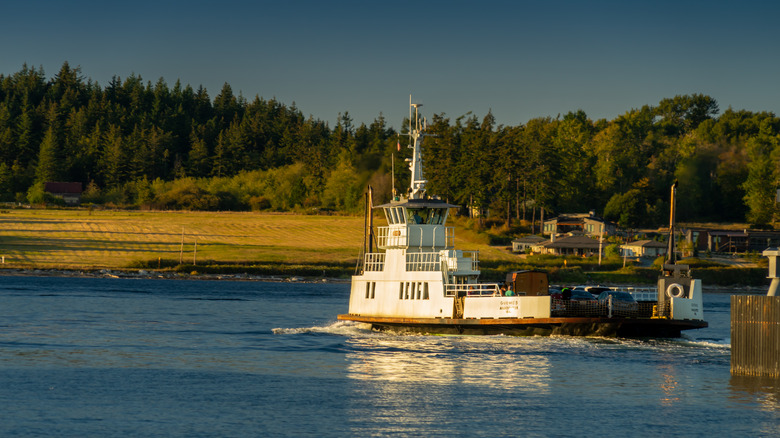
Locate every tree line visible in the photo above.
<box><xmin>424</xmin><ymin>96</ymin><xmax>779</xmax><ymax>229</ymax></box>
<box><xmin>1</xmin><ymin>62</ymin><xmax>779</xmax><ymax>228</ymax></box>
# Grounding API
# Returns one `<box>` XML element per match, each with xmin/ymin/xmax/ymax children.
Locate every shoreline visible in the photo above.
<box><xmin>0</xmin><ymin>267</ymin><xmax>767</xmax><ymax>293</ymax></box>
<box><xmin>0</xmin><ymin>267</ymin><xmax>350</xmax><ymax>284</ymax></box>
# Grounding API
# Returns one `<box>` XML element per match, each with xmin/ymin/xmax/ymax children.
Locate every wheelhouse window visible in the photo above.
<box><xmin>385</xmin><ymin>207</ymin><xmax>405</xmax><ymax>225</ymax></box>
<box><xmin>407</xmin><ymin>208</ymin><xmax>426</xmax><ymax>224</ymax></box>
<box><xmin>406</xmin><ymin>208</ymin><xmax>447</xmax><ymax>225</ymax></box>
<box><xmin>428</xmin><ymin>208</ymin><xmax>445</xmax><ymax>225</ymax></box>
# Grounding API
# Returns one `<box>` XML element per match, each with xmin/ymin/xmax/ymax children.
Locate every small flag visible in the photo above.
<box><xmin>397</xmin><ymin>140</ymin><xmax>401</xmax><ymax>151</ymax></box>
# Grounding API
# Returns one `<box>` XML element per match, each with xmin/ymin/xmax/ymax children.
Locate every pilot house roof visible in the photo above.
<box><xmin>374</xmin><ymin>198</ymin><xmax>459</xmax><ymax>209</ymax></box>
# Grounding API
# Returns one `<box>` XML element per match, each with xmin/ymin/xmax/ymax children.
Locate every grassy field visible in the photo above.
<box><xmin>0</xmin><ymin>208</ymin><xmax>518</xmax><ymax>274</ymax></box>
<box><xmin>0</xmin><ymin>208</ymin><xmax>769</xmax><ymax>286</ymax></box>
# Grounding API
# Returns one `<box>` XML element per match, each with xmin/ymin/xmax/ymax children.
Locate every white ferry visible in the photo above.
<box><xmin>337</xmin><ymin>100</ymin><xmax>707</xmax><ymax>337</ymax></box>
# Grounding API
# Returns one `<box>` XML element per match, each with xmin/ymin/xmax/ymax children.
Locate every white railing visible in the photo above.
<box><xmin>406</xmin><ymin>252</ymin><xmax>440</xmax><ymax>271</ymax></box>
<box><xmin>440</xmin><ymin>250</ymin><xmax>481</xmax><ymax>273</ymax></box>
<box><xmin>444</xmin><ymin>283</ymin><xmax>500</xmax><ymax>297</ymax></box>
<box><xmin>376</xmin><ymin>226</ymin><xmax>455</xmax><ymax>249</ymax></box>
<box><xmin>375</xmin><ymin>227</ymin><xmax>398</xmax><ymax>248</ymax></box>
<box><xmin>461</xmin><ymin>250</ymin><xmax>480</xmax><ymax>271</ymax></box>
<box><xmin>444</xmin><ymin>226</ymin><xmax>455</xmax><ymax>248</ymax></box>
<box><xmin>363</xmin><ymin>253</ymin><xmax>385</xmax><ymax>271</ymax></box>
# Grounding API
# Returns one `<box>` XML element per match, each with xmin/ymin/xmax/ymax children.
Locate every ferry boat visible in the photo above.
<box><xmin>337</xmin><ymin>99</ymin><xmax>707</xmax><ymax>338</ymax></box>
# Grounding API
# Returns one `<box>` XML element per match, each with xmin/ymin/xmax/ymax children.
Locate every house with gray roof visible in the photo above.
<box><xmin>621</xmin><ymin>240</ymin><xmax>667</xmax><ymax>258</ymax></box>
<box><xmin>542</xmin><ymin>211</ymin><xmax>615</xmax><ymax>238</ymax></box>
<box><xmin>511</xmin><ymin>235</ymin><xmax>546</xmax><ymax>253</ymax></box>
<box><xmin>530</xmin><ymin>234</ymin><xmax>605</xmax><ymax>257</ymax></box>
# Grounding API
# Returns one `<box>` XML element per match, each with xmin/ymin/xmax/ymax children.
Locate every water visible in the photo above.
<box><xmin>0</xmin><ymin>276</ymin><xmax>778</xmax><ymax>437</ymax></box>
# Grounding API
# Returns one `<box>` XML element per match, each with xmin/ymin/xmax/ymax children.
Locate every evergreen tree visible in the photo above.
<box><xmin>213</xmin><ymin>83</ymin><xmax>240</xmax><ymax>126</ymax></box>
<box><xmin>15</xmin><ymin>98</ymin><xmax>38</xmax><ymax>166</ymax></box>
<box><xmin>35</xmin><ymin>126</ymin><xmax>60</xmax><ymax>183</ymax></box>
<box><xmin>0</xmin><ymin>161</ymin><xmax>12</xmax><ymax>200</ymax></box>
<box><xmin>187</xmin><ymin>127</ymin><xmax>211</xmax><ymax>177</ymax></box>
<box><xmin>424</xmin><ymin>113</ymin><xmax>459</xmax><ymax>203</ymax></box>
<box><xmin>100</xmin><ymin>124</ymin><xmax>127</xmax><ymax>188</ymax></box>
<box><xmin>212</xmin><ymin>131</ymin><xmax>227</xmax><ymax>178</ymax></box>
<box><xmin>0</xmin><ymin>103</ymin><xmax>15</xmax><ymax>164</ymax></box>
<box><xmin>50</xmin><ymin>61</ymin><xmax>86</xmax><ymax>115</ymax></box>
<box><xmin>63</xmin><ymin>107</ymin><xmax>91</xmax><ymax>181</ymax></box>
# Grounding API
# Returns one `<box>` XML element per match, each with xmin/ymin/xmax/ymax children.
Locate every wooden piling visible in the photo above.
<box><xmin>731</xmin><ymin>295</ymin><xmax>780</xmax><ymax>377</ymax></box>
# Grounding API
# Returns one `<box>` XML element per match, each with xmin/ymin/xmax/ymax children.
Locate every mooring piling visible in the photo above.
<box><xmin>730</xmin><ymin>248</ymin><xmax>780</xmax><ymax>377</ymax></box>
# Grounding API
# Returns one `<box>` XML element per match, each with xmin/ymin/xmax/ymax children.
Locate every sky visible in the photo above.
<box><xmin>3</xmin><ymin>0</ymin><xmax>780</xmax><ymax>129</ymax></box>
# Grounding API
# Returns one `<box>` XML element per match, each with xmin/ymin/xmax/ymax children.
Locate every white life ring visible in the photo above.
<box><xmin>666</xmin><ymin>283</ymin><xmax>685</xmax><ymax>298</ymax></box>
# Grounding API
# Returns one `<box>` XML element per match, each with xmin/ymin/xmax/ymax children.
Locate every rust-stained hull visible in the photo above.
<box><xmin>337</xmin><ymin>314</ymin><xmax>708</xmax><ymax>338</ymax></box>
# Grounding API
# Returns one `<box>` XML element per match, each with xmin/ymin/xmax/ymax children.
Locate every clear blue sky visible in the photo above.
<box><xmin>3</xmin><ymin>0</ymin><xmax>779</xmax><ymax>129</ymax></box>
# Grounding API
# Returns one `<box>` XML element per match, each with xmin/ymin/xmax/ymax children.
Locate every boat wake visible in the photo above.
<box><xmin>274</xmin><ymin>321</ymin><xmax>730</xmax><ymax>355</ymax></box>
<box><xmin>272</xmin><ymin>320</ymin><xmax>372</xmax><ymax>336</ymax></box>
<box><xmin>679</xmin><ymin>337</ymin><xmax>731</xmax><ymax>349</ymax></box>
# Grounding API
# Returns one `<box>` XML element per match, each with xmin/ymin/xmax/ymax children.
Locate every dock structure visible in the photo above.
<box><xmin>731</xmin><ymin>248</ymin><xmax>780</xmax><ymax>377</ymax></box>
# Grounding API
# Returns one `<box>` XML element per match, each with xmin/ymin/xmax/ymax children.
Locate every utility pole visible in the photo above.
<box><xmin>598</xmin><ymin>223</ymin><xmax>604</xmax><ymax>266</ymax></box>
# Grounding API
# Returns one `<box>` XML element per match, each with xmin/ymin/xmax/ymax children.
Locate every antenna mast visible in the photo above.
<box><xmin>407</xmin><ymin>95</ymin><xmax>427</xmax><ymax>199</ymax></box>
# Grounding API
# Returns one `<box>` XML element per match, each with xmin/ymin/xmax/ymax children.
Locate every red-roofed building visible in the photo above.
<box><xmin>44</xmin><ymin>182</ymin><xmax>83</xmax><ymax>205</ymax></box>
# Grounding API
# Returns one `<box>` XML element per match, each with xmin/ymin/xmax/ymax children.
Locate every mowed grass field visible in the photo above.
<box><xmin>0</xmin><ymin>209</ymin><xmax>516</xmax><ymax>271</ymax></box>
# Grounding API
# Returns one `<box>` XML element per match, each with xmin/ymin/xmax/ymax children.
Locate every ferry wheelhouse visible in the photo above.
<box><xmin>338</xmin><ymin>99</ymin><xmax>707</xmax><ymax>337</ymax></box>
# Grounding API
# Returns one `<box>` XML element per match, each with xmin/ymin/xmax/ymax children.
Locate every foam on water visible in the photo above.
<box><xmin>274</xmin><ymin>319</ymin><xmax>732</xmax><ymax>351</ymax></box>
<box><xmin>272</xmin><ymin>320</ymin><xmax>371</xmax><ymax>336</ymax></box>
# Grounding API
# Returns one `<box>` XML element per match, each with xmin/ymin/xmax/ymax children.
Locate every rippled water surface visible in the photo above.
<box><xmin>0</xmin><ymin>276</ymin><xmax>778</xmax><ymax>437</ymax></box>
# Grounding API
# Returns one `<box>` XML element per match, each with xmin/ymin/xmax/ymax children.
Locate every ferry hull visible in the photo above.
<box><xmin>337</xmin><ymin>314</ymin><xmax>708</xmax><ymax>338</ymax></box>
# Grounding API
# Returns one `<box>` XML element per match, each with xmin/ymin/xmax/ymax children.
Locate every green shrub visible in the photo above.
<box><xmin>127</xmin><ymin>258</ymin><xmax>181</xmax><ymax>269</ymax></box>
<box><xmin>548</xmin><ymin>266</ymin><xmax>588</xmax><ymax>284</ymax></box>
<box><xmin>249</xmin><ymin>196</ymin><xmax>272</xmax><ymax>211</ymax></box>
<box><xmin>605</xmin><ymin>243</ymin><xmax>621</xmax><ymax>258</ymax></box>
<box><xmin>692</xmin><ymin>267</ymin><xmax>767</xmax><ymax>286</ymax></box>
<box><xmin>151</xmin><ymin>178</ymin><xmax>219</xmax><ymax>210</ymax></box>
<box><xmin>677</xmin><ymin>257</ymin><xmax>726</xmax><ymax>267</ymax></box>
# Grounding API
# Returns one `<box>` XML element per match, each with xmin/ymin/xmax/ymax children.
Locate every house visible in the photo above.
<box><xmin>511</xmin><ymin>235</ymin><xmax>546</xmax><ymax>253</ymax></box>
<box><xmin>542</xmin><ymin>211</ymin><xmax>616</xmax><ymax>238</ymax></box>
<box><xmin>530</xmin><ymin>234</ymin><xmax>605</xmax><ymax>256</ymax></box>
<box><xmin>621</xmin><ymin>240</ymin><xmax>668</xmax><ymax>258</ymax></box>
<box><xmin>688</xmin><ymin>229</ymin><xmax>780</xmax><ymax>254</ymax></box>
<box><xmin>704</xmin><ymin>230</ymin><xmax>748</xmax><ymax>253</ymax></box>
<box><xmin>44</xmin><ymin>182</ymin><xmax>82</xmax><ymax>205</ymax></box>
